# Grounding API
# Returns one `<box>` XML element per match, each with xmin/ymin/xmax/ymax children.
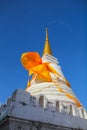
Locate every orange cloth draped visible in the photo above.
<box><xmin>21</xmin><ymin>52</ymin><xmax>70</xmax><ymax>84</ymax></box>
<box><xmin>21</xmin><ymin>52</ymin><xmax>55</xmax><ymax>81</ymax></box>
<box><xmin>21</xmin><ymin>52</ymin><xmax>42</xmax><ymax>70</ymax></box>
<box><xmin>56</xmin><ymin>84</ymin><xmax>81</xmax><ymax>107</ymax></box>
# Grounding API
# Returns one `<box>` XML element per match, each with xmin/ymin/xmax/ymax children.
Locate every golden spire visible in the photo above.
<box><xmin>43</xmin><ymin>28</ymin><xmax>52</xmax><ymax>55</ymax></box>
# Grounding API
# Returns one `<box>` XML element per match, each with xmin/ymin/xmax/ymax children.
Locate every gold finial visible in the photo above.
<box><xmin>46</xmin><ymin>28</ymin><xmax>48</xmax><ymax>41</ymax></box>
<box><xmin>43</xmin><ymin>28</ymin><xmax>52</xmax><ymax>55</ymax></box>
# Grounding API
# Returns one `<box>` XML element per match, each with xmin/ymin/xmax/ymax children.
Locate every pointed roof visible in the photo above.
<box><xmin>43</xmin><ymin>28</ymin><xmax>52</xmax><ymax>55</ymax></box>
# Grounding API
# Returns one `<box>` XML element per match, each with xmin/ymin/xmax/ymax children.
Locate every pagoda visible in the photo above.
<box><xmin>0</xmin><ymin>29</ymin><xmax>87</xmax><ymax>130</ymax></box>
<box><xmin>21</xmin><ymin>28</ymin><xmax>87</xmax><ymax>118</ymax></box>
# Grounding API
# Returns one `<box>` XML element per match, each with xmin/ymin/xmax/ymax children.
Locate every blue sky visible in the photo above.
<box><xmin>0</xmin><ymin>0</ymin><xmax>87</xmax><ymax>109</ymax></box>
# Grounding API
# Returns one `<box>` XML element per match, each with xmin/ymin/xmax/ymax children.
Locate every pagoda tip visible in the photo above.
<box><xmin>42</xmin><ymin>28</ymin><xmax>52</xmax><ymax>55</ymax></box>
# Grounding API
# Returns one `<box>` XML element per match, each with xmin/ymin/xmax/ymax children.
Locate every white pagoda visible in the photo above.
<box><xmin>0</xmin><ymin>29</ymin><xmax>87</xmax><ymax>130</ymax></box>
<box><xmin>25</xmin><ymin>28</ymin><xmax>87</xmax><ymax>119</ymax></box>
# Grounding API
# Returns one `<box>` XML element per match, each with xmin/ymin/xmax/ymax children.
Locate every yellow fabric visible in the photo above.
<box><xmin>65</xmin><ymin>79</ymin><xmax>71</xmax><ymax>87</ymax></box>
<box><xmin>21</xmin><ymin>52</ymin><xmax>42</xmax><ymax>70</ymax></box>
<box><xmin>47</xmin><ymin>64</ymin><xmax>61</xmax><ymax>76</ymax></box>
<box><xmin>54</xmin><ymin>82</ymin><xmax>81</xmax><ymax>107</ymax></box>
<box><xmin>66</xmin><ymin>93</ymin><xmax>81</xmax><ymax>107</ymax></box>
<box><xmin>21</xmin><ymin>52</ymin><xmax>70</xmax><ymax>86</ymax></box>
<box><xmin>47</xmin><ymin>64</ymin><xmax>71</xmax><ymax>88</ymax></box>
<box><xmin>21</xmin><ymin>52</ymin><xmax>54</xmax><ymax>82</ymax></box>
<box><xmin>30</xmin><ymin>63</ymin><xmax>52</xmax><ymax>81</ymax></box>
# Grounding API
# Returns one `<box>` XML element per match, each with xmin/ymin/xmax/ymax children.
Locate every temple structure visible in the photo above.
<box><xmin>25</xmin><ymin>28</ymin><xmax>87</xmax><ymax>119</ymax></box>
<box><xmin>0</xmin><ymin>29</ymin><xmax>87</xmax><ymax>130</ymax></box>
